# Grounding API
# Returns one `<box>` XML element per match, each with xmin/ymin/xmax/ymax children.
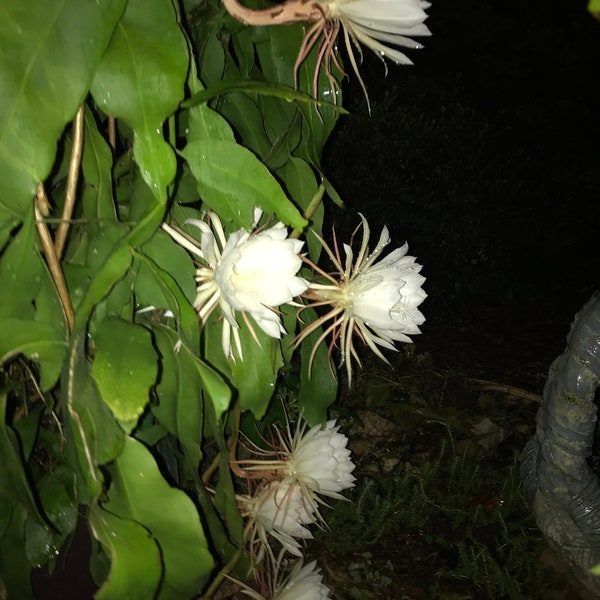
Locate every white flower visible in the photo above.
<box><xmin>295</xmin><ymin>0</ymin><xmax>431</xmax><ymax>109</ymax></box>
<box><xmin>161</xmin><ymin>212</ymin><xmax>308</xmax><ymax>358</ymax></box>
<box><xmin>237</xmin><ymin>559</ymin><xmax>331</xmax><ymax>600</ymax></box>
<box><xmin>280</xmin><ymin>420</ymin><xmax>356</xmax><ymax>500</ymax></box>
<box><xmin>325</xmin><ymin>0</ymin><xmax>432</xmax><ymax>66</ymax></box>
<box><xmin>239</xmin><ymin>482</ymin><xmax>317</xmax><ymax>560</ymax></box>
<box><xmin>296</xmin><ymin>213</ymin><xmax>426</xmax><ymax>384</ymax></box>
<box><xmin>272</xmin><ymin>560</ymin><xmax>331</xmax><ymax>600</ymax></box>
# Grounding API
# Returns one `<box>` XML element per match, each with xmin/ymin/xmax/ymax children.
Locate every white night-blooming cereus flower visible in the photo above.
<box><xmin>161</xmin><ymin>211</ymin><xmax>308</xmax><ymax>359</ymax></box>
<box><xmin>298</xmin><ymin>0</ymin><xmax>432</xmax><ymax>106</ymax></box>
<box><xmin>221</xmin><ymin>0</ymin><xmax>431</xmax><ymax>110</ymax></box>
<box><xmin>237</xmin><ymin>559</ymin><xmax>331</xmax><ymax>600</ymax></box>
<box><xmin>280</xmin><ymin>419</ymin><xmax>356</xmax><ymax>500</ymax></box>
<box><xmin>238</xmin><ymin>481</ymin><xmax>317</xmax><ymax>562</ymax></box>
<box><xmin>295</xmin><ymin>213</ymin><xmax>426</xmax><ymax>385</ymax></box>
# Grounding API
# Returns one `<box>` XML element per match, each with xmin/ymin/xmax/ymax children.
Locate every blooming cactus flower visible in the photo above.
<box><xmin>162</xmin><ymin>212</ymin><xmax>308</xmax><ymax>358</ymax></box>
<box><xmin>296</xmin><ymin>213</ymin><xmax>426</xmax><ymax>384</ymax></box>
<box><xmin>238</xmin><ymin>559</ymin><xmax>331</xmax><ymax>600</ymax></box>
<box><xmin>221</xmin><ymin>0</ymin><xmax>430</xmax><ymax>110</ymax></box>
<box><xmin>280</xmin><ymin>420</ymin><xmax>356</xmax><ymax>500</ymax></box>
<box><xmin>272</xmin><ymin>560</ymin><xmax>331</xmax><ymax>600</ymax></box>
<box><xmin>239</xmin><ymin>481</ymin><xmax>317</xmax><ymax>560</ymax></box>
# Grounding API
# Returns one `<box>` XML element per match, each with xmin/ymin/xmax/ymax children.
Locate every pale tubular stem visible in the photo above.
<box><xmin>55</xmin><ymin>104</ymin><xmax>85</xmax><ymax>260</ymax></box>
<box><xmin>221</xmin><ymin>0</ymin><xmax>321</xmax><ymax>26</ymax></box>
<box><xmin>161</xmin><ymin>222</ymin><xmax>204</xmax><ymax>260</ymax></box>
<box><xmin>34</xmin><ymin>185</ymin><xmax>75</xmax><ymax>331</ymax></box>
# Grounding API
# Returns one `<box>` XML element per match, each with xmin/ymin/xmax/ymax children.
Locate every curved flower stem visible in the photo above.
<box><xmin>291</xmin><ymin>183</ymin><xmax>325</xmax><ymax>240</ymax></box>
<box><xmin>55</xmin><ymin>104</ymin><xmax>84</xmax><ymax>260</ymax></box>
<box><xmin>200</xmin><ymin>546</ymin><xmax>244</xmax><ymax>600</ymax></box>
<box><xmin>222</xmin><ymin>0</ymin><xmax>320</xmax><ymax>26</ymax></box>
<box><xmin>35</xmin><ymin>185</ymin><xmax>75</xmax><ymax>331</ymax></box>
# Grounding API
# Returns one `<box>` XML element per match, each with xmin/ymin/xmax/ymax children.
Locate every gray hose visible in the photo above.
<box><xmin>521</xmin><ymin>291</ymin><xmax>600</xmax><ymax>575</ymax></box>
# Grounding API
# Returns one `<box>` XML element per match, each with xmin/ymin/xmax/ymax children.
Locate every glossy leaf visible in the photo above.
<box><xmin>204</xmin><ymin>318</ymin><xmax>282</xmax><ymax>419</ymax></box>
<box><xmin>152</xmin><ymin>325</ymin><xmax>204</xmax><ymax>474</ymax></box>
<box><xmin>90</xmin><ymin>0</ymin><xmax>188</xmax><ymax>201</ymax></box>
<box><xmin>24</xmin><ymin>475</ymin><xmax>77</xmax><ymax>568</ymax></box>
<box><xmin>63</xmin><ymin>333</ymin><xmax>125</xmax><ymax>499</ymax></box>
<box><xmin>92</xmin><ymin>318</ymin><xmax>157</xmax><ymax>430</ymax></box>
<box><xmin>182</xmin><ymin>79</ymin><xmax>341</xmax><ymax>110</ymax></box>
<box><xmin>133</xmin><ymin>249</ymin><xmax>199</xmax><ymax>350</ymax></box>
<box><xmin>89</xmin><ymin>506</ymin><xmax>162</xmax><ymax>600</ymax></box>
<box><xmin>0</xmin><ymin>503</ymin><xmax>34</xmax><ymax>600</ymax></box>
<box><xmin>0</xmin><ymin>320</ymin><xmax>67</xmax><ymax>392</ymax></box>
<box><xmin>81</xmin><ymin>106</ymin><xmax>117</xmax><ymax>220</ymax></box>
<box><xmin>0</xmin><ymin>0</ymin><xmax>126</xmax><ymax>220</ymax></box>
<box><xmin>182</xmin><ymin>139</ymin><xmax>307</xmax><ymax>230</ymax></box>
<box><xmin>0</xmin><ymin>394</ymin><xmax>44</xmax><ymax>524</ymax></box>
<box><xmin>103</xmin><ymin>437</ymin><xmax>214</xmax><ymax>599</ymax></box>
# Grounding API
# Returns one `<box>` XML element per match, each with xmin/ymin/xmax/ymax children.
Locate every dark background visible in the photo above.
<box><xmin>323</xmin><ymin>0</ymin><xmax>600</xmax><ymax>323</ymax></box>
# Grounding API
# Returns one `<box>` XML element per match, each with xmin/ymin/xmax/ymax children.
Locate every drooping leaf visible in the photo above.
<box><xmin>182</xmin><ymin>139</ymin><xmax>307</xmax><ymax>230</ymax></box>
<box><xmin>81</xmin><ymin>105</ymin><xmax>117</xmax><ymax>221</ymax></box>
<box><xmin>152</xmin><ymin>325</ymin><xmax>204</xmax><ymax>475</ymax></box>
<box><xmin>90</xmin><ymin>0</ymin><xmax>189</xmax><ymax>202</ymax></box>
<box><xmin>297</xmin><ymin>308</ymin><xmax>338</xmax><ymax>426</ymax></box>
<box><xmin>0</xmin><ymin>320</ymin><xmax>67</xmax><ymax>392</ymax></box>
<box><xmin>0</xmin><ymin>0</ymin><xmax>126</xmax><ymax>221</ymax></box>
<box><xmin>0</xmin><ymin>503</ymin><xmax>35</xmax><ymax>600</ymax></box>
<box><xmin>0</xmin><ymin>394</ymin><xmax>44</xmax><ymax>524</ymax></box>
<box><xmin>182</xmin><ymin>79</ymin><xmax>342</xmax><ymax>111</ymax></box>
<box><xmin>133</xmin><ymin>248</ymin><xmax>199</xmax><ymax>350</ymax></box>
<box><xmin>89</xmin><ymin>506</ymin><xmax>162</xmax><ymax>600</ymax></box>
<box><xmin>24</xmin><ymin>475</ymin><xmax>77</xmax><ymax>568</ymax></box>
<box><xmin>63</xmin><ymin>333</ymin><xmax>125</xmax><ymax>500</ymax></box>
<box><xmin>92</xmin><ymin>318</ymin><xmax>158</xmax><ymax>431</ymax></box>
<box><xmin>103</xmin><ymin>437</ymin><xmax>214</xmax><ymax>599</ymax></box>
<box><xmin>204</xmin><ymin>318</ymin><xmax>282</xmax><ymax>420</ymax></box>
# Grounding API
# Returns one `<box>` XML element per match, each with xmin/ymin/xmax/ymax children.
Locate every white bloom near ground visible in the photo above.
<box><xmin>272</xmin><ymin>560</ymin><xmax>331</xmax><ymax>600</ymax></box>
<box><xmin>162</xmin><ymin>213</ymin><xmax>308</xmax><ymax>358</ymax></box>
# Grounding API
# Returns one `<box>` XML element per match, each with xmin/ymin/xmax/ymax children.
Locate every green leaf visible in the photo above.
<box><xmin>81</xmin><ymin>105</ymin><xmax>117</xmax><ymax>220</ymax></box>
<box><xmin>90</xmin><ymin>0</ymin><xmax>189</xmax><ymax>202</ymax></box>
<box><xmin>134</xmin><ymin>248</ymin><xmax>199</xmax><ymax>350</ymax></box>
<box><xmin>152</xmin><ymin>326</ymin><xmax>204</xmax><ymax>474</ymax></box>
<box><xmin>0</xmin><ymin>319</ymin><xmax>67</xmax><ymax>392</ymax></box>
<box><xmin>204</xmin><ymin>319</ymin><xmax>282</xmax><ymax>419</ymax></box>
<box><xmin>0</xmin><ymin>0</ymin><xmax>126</xmax><ymax>220</ymax></box>
<box><xmin>182</xmin><ymin>139</ymin><xmax>307</xmax><ymax>230</ymax></box>
<box><xmin>63</xmin><ymin>333</ymin><xmax>125</xmax><ymax>499</ymax></box>
<box><xmin>103</xmin><ymin>437</ymin><xmax>214</xmax><ymax>599</ymax></box>
<box><xmin>72</xmin><ymin>242</ymin><xmax>132</xmax><ymax>337</ymax></box>
<box><xmin>297</xmin><ymin>308</ymin><xmax>338</xmax><ymax>426</ymax></box>
<box><xmin>89</xmin><ymin>506</ymin><xmax>162</xmax><ymax>600</ymax></box>
<box><xmin>92</xmin><ymin>318</ymin><xmax>158</xmax><ymax>430</ymax></box>
<box><xmin>589</xmin><ymin>0</ymin><xmax>600</xmax><ymax>13</ymax></box>
<box><xmin>0</xmin><ymin>208</ymin><xmax>40</xmax><ymax>320</ymax></box>
<box><xmin>182</xmin><ymin>79</ymin><xmax>344</xmax><ymax>111</ymax></box>
<box><xmin>0</xmin><ymin>503</ymin><xmax>34</xmax><ymax>600</ymax></box>
<box><xmin>277</xmin><ymin>157</ymin><xmax>324</xmax><ymax>258</ymax></box>
<box><xmin>0</xmin><ymin>394</ymin><xmax>44</xmax><ymax>524</ymax></box>
<box><xmin>24</xmin><ymin>475</ymin><xmax>77</xmax><ymax>568</ymax></box>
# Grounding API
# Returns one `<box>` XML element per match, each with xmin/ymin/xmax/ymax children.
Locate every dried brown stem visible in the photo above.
<box><xmin>222</xmin><ymin>0</ymin><xmax>321</xmax><ymax>26</ymax></box>
<box><xmin>35</xmin><ymin>184</ymin><xmax>74</xmax><ymax>331</ymax></box>
<box><xmin>108</xmin><ymin>115</ymin><xmax>116</xmax><ymax>150</ymax></box>
<box><xmin>55</xmin><ymin>105</ymin><xmax>84</xmax><ymax>259</ymax></box>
